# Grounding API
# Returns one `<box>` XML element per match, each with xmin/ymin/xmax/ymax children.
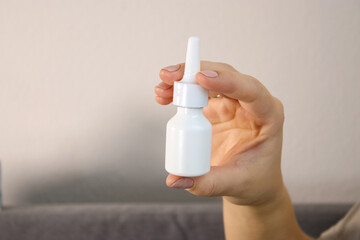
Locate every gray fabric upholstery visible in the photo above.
<box><xmin>294</xmin><ymin>204</ymin><xmax>353</xmax><ymax>238</ymax></box>
<box><xmin>0</xmin><ymin>203</ymin><xmax>353</xmax><ymax>240</ymax></box>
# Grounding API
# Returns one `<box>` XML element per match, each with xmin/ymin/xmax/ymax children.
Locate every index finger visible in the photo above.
<box><xmin>196</xmin><ymin>68</ymin><xmax>278</xmax><ymax>122</ymax></box>
<box><xmin>159</xmin><ymin>61</ymin><xmax>234</xmax><ymax>85</ymax></box>
<box><xmin>159</xmin><ymin>64</ymin><xmax>185</xmax><ymax>85</ymax></box>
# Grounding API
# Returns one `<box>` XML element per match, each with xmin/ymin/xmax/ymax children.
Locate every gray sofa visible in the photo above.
<box><xmin>0</xmin><ymin>203</ymin><xmax>352</xmax><ymax>240</ymax></box>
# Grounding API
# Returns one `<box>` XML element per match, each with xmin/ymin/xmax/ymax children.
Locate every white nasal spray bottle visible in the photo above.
<box><xmin>165</xmin><ymin>37</ymin><xmax>212</xmax><ymax>177</ymax></box>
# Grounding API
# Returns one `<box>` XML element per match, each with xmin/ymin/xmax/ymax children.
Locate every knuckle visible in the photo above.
<box><xmin>179</xmin><ymin>62</ymin><xmax>185</xmax><ymax>69</ymax></box>
<box><xmin>248</xmin><ymin>76</ymin><xmax>265</xmax><ymax>92</ymax></box>
<box><xmin>272</xmin><ymin>97</ymin><xmax>285</xmax><ymax>124</ymax></box>
<box><xmin>207</xmin><ymin>180</ymin><xmax>218</xmax><ymax>197</ymax></box>
<box><xmin>189</xmin><ymin>179</ymin><xmax>218</xmax><ymax>197</ymax></box>
<box><xmin>220</xmin><ymin>62</ymin><xmax>235</xmax><ymax>70</ymax></box>
<box><xmin>200</xmin><ymin>61</ymin><xmax>235</xmax><ymax>72</ymax></box>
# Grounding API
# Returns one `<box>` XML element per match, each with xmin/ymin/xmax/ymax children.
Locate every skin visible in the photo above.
<box><xmin>155</xmin><ymin>61</ymin><xmax>317</xmax><ymax>240</ymax></box>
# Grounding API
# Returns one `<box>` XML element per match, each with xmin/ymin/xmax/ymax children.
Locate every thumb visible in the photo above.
<box><xmin>166</xmin><ymin>165</ymin><xmax>241</xmax><ymax>197</ymax></box>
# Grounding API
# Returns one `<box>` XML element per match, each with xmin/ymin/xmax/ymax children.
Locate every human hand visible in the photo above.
<box><xmin>155</xmin><ymin>61</ymin><xmax>284</xmax><ymax>206</ymax></box>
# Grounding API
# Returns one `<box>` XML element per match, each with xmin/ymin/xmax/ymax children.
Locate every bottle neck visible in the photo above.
<box><xmin>177</xmin><ymin>107</ymin><xmax>203</xmax><ymax>115</ymax></box>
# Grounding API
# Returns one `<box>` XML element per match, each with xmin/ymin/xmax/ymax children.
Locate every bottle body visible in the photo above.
<box><xmin>165</xmin><ymin>107</ymin><xmax>212</xmax><ymax>177</ymax></box>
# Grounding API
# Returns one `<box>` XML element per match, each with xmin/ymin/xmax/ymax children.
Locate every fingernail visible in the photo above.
<box><xmin>171</xmin><ymin>178</ymin><xmax>194</xmax><ymax>189</ymax></box>
<box><xmin>162</xmin><ymin>64</ymin><xmax>180</xmax><ymax>72</ymax></box>
<box><xmin>200</xmin><ymin>70</ymin><xmax>218</xmax><ymax>78</ymax></box>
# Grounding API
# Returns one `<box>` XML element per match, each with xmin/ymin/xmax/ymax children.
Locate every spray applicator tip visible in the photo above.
<box><xmin>182</xmin><ymin>37</ymin><xmax>200</xmax><ymax>84</ymax></box>
<box><xmin>172</xmin><ymin>37</ymin><xmax>208</xmax><ymax>108</ymax></box>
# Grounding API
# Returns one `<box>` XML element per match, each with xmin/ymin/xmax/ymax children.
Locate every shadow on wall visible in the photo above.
<box><xmin>19</xmin><ymin>112</ymin><xmax>220</xmax><ymax>204</ymax></box>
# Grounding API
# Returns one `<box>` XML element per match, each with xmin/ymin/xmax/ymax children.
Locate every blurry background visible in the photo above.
<box><xmin>0</xmin><ymin>0</ymin><xmax>359</xmax><ymax>206</ymax></box>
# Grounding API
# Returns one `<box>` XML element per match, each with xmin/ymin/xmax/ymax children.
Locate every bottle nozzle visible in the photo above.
<box><xmin>181</xmin><ymin>37</ymin><xmax>200</xmax><ymax>84</ymax></box>
<box><xmin>172</xmin><ymin>37</ymin><xmax>208</xmax><ymax>108</ymax></box>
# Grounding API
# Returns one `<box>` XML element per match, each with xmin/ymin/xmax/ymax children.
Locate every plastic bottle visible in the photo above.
<box><xmin>165</xmin><ymin>37</ymin><xmax>212</xmax><ymax>177</ymax></box>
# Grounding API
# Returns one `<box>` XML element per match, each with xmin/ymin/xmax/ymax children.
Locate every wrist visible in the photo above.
<box><xmin>223</xmin><ymin>185</ymin><xmax>313</xmax><ymax>240</ymax></box>
<box><xmin>224</xmin><ymin>168</ymin><xmax>285</xmax><ymax>207</ymax></box>
<box><xmin>223</xmin><ymin>183</ymin><xmax>289</xmax><ymax>226</ymax></box>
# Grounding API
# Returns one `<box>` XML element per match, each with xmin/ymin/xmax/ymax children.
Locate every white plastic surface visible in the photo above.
<box><xmin>173</xmin><ymin>36</ymin><xmax>208</xmax><ymax>108</ymax></box>
<box><xmin>172</xmin><ymin>81</ymin><xmax>208</xmax><ymax>108</ymax></box>
<box><xmin>165</xmin><ymin>107</ymin><xmax>212</xmax><ymax>177</ymax></box>
<box><xmin>165</xmin><ymin>37</ymin><xmax>212</xmax><ymax>177</ymax></box>
<box><xmin>181</xmin><ymin>37</ymin><xmax>200</xmax><ymax>84</ymax></box>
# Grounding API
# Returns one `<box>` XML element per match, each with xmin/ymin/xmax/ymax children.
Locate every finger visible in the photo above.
<box><xmin>156</xmin><ymin>82</ymin><xmax>172</xmax><ymax>90</ymax></box>
<box><xmin>154</xmin><ymin>86</ymin><xmax>173</xmax><ymax>98</ymax></box>
<box><xmin>196</xmin><ymin>70</ymin><xmax>275</xmax><ymax>120</ymax></box>
<box><xmin>208</xmin><ymin>90</ymin><xmax>221</xmax><ymax>98</ymax></box>
<box><xmin>155</xmin><ymin>85</ymin><xmax>219</xmax><ymax>100</ymax></box>
<box><xmin>166</xmin><ymin>174</ymin><xmax>192</xmax><ymax>188</ymax></box>
<box><xmin>158</xmin><ymin>65</ymin><xmax>218</xmax><ymax>99</ymax></box>
<box><xmin>159</xmin><ymin>61</ymin><xmax>232</xmax><ymax>86</ymax></box>
<box><xmin>158</xmin><ymin>62</ymin><xmax>217</xmax><ymax>103</ymax></box>
<box><xmin>159</xmin><ymin>64</ymin><xmax>185</xmax><ymax>85</ymax></box>
<box><xmin>155</xmin><ymin>96</ymin><xmax>172</xmax><ymax>105</ymax></box>
<box><xmin>166</xmin><ymin>165</ymin><xmax>244</xmax><ymax>197</ymax></box>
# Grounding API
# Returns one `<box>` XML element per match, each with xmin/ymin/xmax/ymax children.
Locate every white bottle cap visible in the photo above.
<box><xmin>173</xmin><ymin>37</ymin><xmax>208</xmax><ymax>108</ymax></box>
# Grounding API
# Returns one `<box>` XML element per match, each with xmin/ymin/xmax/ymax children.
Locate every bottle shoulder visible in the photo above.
<box><xmin>167</xmin><ymin>111</ymin><xmax>212</xmax><ymax>130</ymax></box>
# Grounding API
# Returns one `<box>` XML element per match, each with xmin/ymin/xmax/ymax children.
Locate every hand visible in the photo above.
<box><xmin>155</xmin><ymin>61</ymin><xmax>285</xmax><ymax>206</ymax></box>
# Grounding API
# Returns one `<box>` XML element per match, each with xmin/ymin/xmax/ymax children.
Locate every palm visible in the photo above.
<box><xmin>204</xmin><ymin>97</ymin><xmax>261</xmax><ymax>167</ymax></box>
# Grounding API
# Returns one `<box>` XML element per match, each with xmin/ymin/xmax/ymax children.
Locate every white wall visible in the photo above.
<box><xmin>0</xmin><ymin>0</ymin><xmax>359</xmax><ymax>205</ymax></box>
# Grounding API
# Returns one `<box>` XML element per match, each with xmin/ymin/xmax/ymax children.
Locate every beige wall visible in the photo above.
<box><xmin>0</xmin><ymin>0</ymin><xmax>359</xmax><ymax>205</ymax></box>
